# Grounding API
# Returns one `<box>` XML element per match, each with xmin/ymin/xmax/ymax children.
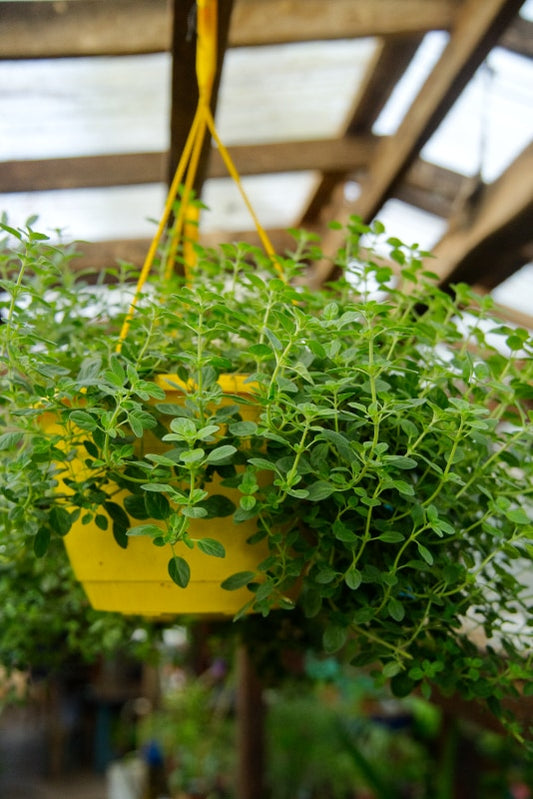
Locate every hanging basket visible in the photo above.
<box><xmin>55</xmin><ymin>374</ymin><xmax>268</xmax><ymax>617</ymax></box>
<box><xmin>58</xmin><ymin>0</ymin><xmax>277</xmax><ymax>617</ymax></box>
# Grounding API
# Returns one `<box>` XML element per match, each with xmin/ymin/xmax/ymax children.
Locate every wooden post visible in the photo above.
<box><xmin>236</xmin><ymin>645</ymin><xmax>266</xmax><ymax>799</ymax></box>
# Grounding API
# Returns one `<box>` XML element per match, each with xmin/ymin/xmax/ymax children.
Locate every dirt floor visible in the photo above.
<box><xmin>1</xmin><ymin>773</ymin><xmax>108</xmax><ymax>799</ymax></box>
<box><xmin>0</xmin><ymin>703</ymin><xmax>107</xmax><ymax>799</ymax></box>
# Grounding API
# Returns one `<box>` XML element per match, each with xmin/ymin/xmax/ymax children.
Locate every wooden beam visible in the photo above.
<box><xmin>430</xmin><ymin>141</ymin><xmax>533</xmax><ymax>288</ymax></box>
<box><xmin>0</xmin><ymin>0</ymin><xmax>458</xmax><ymax>60</ymax></box>
<box><xmin>0</xmin><ymin>0</ymin><xmax>171</xmax><ymax>59</ymax></box>
<box><xmin>0</xmin><ymin>136</ymin><xmax>375</xmax><ymax>193</ymax></box>
<box><xmin>499</xmin><ymin>15</ymin><xmax>533</xmax><ymax>58</ymax></box>
<box><xmin>395</xmin><ymin>159</ymin><xmax>466</xmax><ymax>219</ymax></box>
<box><xmin>208</xmin><ymin>136</ymin><xmax>375</xmax><ymax>179</ymax></box>
<box><xmin>0</xmin><ymin>153</ymin><xmax>168</xmax><ymax>193</ymax></box>
<box><xmin>229</xmin><ymin>0</ymin><xmax>458</xmax><ymax>46</ymax></box>
<box><xmin>301</xmin><ymin>36</ymin><xmax>423</xmax><ymax>226</ymax></box>
<box><xmin>64</xmin><ymin>229</ymin><xmax>298</xmax><ymax>273</ymax></box>
<box><xmin>311</xmin><ymin>0</ymin><xmax>525</xmax><ymax>283</ymax></box>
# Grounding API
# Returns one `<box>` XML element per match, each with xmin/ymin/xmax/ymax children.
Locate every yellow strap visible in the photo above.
<box><xmin>196</xmin><ymin>0</ymin><xmax>217</xmax><ymax>100</ymax></box>
<box><xmin>117</xmin><ymin>0</ymin><xmax>283</xmax><ymax>350</ymax></box>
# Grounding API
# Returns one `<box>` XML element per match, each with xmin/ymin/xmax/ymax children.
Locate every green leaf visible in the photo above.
<box><xmin>317</xmin><ymin>429</ymin><xmax>356</xmax><ymax>463</ymax></box>
<box><xmin>124</xmin><ymin>494</ymin><xmax>150</xmax><ymax>520</ymax></box>
<box><xmin>95</xmin><ymin>514</ymin><xmax>108</xmax><ymax>531</ymax></box>
<box><xmin>196</xmin><ymin>538</ymin><xmax>226</xmax><ymax>558</ymax></box>
<box><xmin>305</xmin><ymin>481</ymin><xmax>336</xmax><ymax>501</ymax></box>
<box><xmin>333</xmin><ymin>521</ymin><xmax>357</xmax><ymax>543</ymax></box>
<box><xmin>199</xmin><ymin>494</ymin><xmax>236</xmax><ymax>518</ymax></box>
<box><xmin>378</xmin><ymin>531</ymin><xmax>405</xmax><ymax>543</ymax></box>
<box><xmin>50</xmin><ymin>506</ymin><xmax>72</xmax><ymax>536</ymax></box>
<box><xmin>179</xmin><ymin>448</ymin><xmax>205</xmax><ymax>465</ymax></box>
<box><xmin>384</xmin><ymin>455</ymin><xmax>418</xmax><ymax>470</ymax></box>
<box><xmin>345</xmin><ymin>568</ymin><xmax>362</xmax><ymax>590</ymax></box>
<box><xmin>145</xmin><ymin>491</ymin><xmax>171</xmax><ymax>520</ymax></box>
<box><xmin>128</xmin><ymin>523</ymin><xmax>164</xmax><ymax>537</ymax></box>
<box><xmin>301</xmin><ymin>588</ymin><xmax>322</xmax><ymax>618</ymax></box>
<box><xmin>263</xmin><ymin>327</ymin><xmax>282</xmax><ymax>351</ymax></box>
<box><xmin>248</xmin><ymin>343</ymin><xmax>273</xmax><ymax>358</ymax></box>
<box><xmin>69</xmin><ymin>410</ymin><xmax>98</xmax><ymax>431</ymax></box>
<box><xmin>506</xmin><ymin>508</ymin><xmax>531</xmax><ymax>525</ymax></box>
<box><xmin>388</xmin><ymin>598</ymin><xmax>405</xmax><ymax>622</ymax></box>
<box><xmin>169</xmin><ymin>417</ymin><xmax>197</xmax><ymax>439</ymax></box>
<box><xmin>390</xmin><ymin>673</ymin><xmax>417</xmax><ymax>698</ymax></box>
<box><xmin>248</xmin><ymin>457</ymin><xmax>279</xmax><ymax>473</ymax></box>
<box><xmin>140</xmin><ymin>483</ymin><xmax>173</xmax><ymax>493</ymax></box>
<box><xmin>104</xmin><ymin>501</ymin><xmax>130</xmax><ymax>529</ymax></box>
<box><xmin>181</xmin><ymin>506</ymin><xmax>208</xmax><ymax>519</ymax></box>
<box><xmin>417</xmin><ymin>543</ymin><xmax>433</xmax><ymax>565</ymax></box>
<box><xmin>196</xmin><ymin>424</ymin><xmax>220</xmax><ymax>440</ymax></box>
<box><xmin>239</xmin><ymin>495</ymin><xmax>257</xmax><ymax>512</ymax></box>
<box><xmin>113</xmin><ymin>523</ymin><xmax>128</xmax><ymax>549</ymax></box>
<box><xmin>382</xmin><ymin>661</ymin><xmax>403</xmax><ymax>679</ymax></box>
<box><xmin>168</xmin><ymin>556</ymin><xmax>190</xmax><ymax>588</ymax></box>
<box><xmin>34</xmin><ymin>527</ymin><xmax>50</xmax><ymax>557</ymax></box>
<box><xmin>0</xmin><ymin>431</ymin><xmax>23</xmax><ymax>451</ymax></box>
<box><xmin>221</xmin><ymin>571</ymin><xmax>255</xmax><ymax>590</ymax></box>
<box><xmin>206</xmin><ymin>445</ymin><xmax>237</xmax><ymax>464</ymax></box>
<box><xmin>229</xmin><ymin>421</ymin><xmax>258</xmax><ymax>436</ymax></box>
<box><xmin>323</xmin><ymin>625</ymin><xmax>347</xmax><ymax>654</ymax></box>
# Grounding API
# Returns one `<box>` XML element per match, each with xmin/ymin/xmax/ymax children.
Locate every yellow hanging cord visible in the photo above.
<box><xmin>117</xmin><ymin>0</ymin><xmax>282</xmax><ymax>349</ymax></box>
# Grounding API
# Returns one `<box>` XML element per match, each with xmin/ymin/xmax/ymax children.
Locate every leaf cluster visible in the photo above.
<box><xmin>0</xmin><ymin>216</ymin><xmax>531</xmax><ymax>733</ymax></box>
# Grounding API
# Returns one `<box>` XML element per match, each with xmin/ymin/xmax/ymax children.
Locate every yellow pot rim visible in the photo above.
<box><xmin>154</xmin><ymin>373</ymin><xmax>257</xmax><ymax>395</ymax></box>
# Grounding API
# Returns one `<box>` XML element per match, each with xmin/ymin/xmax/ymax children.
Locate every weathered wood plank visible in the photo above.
<box><xmin>0</xmin><ymin>0</ymin><xmax>458</xmax><ymax>60</ymax></box>
<box><xmin>3</xmin><ymin>0</ymin><xmax>526</xmax><ymax>59</ymax></box>
<box><xmin>499</xmin><ymin>16</ymin><xmax>533</xmax><ymax>59</ymax></box>
<box><xmin>229</xmin><ymin>0</ymin><xmax>458</xmax><ymax>45</ymax></box>
<box><xmin>0</xmin><ymin>0</ymin><xmax>172</xmax><ymax>59</ymax></box>
<box><xmin>311</xmin><ymin>0</ymin><xmax>525</xmax><ymax>285</ymax></box>
<box><xmin>0</xmin><ymin>153</ymin><xmax>168</xmax><ymax>193</ymax></box>
<box><xmin>430</xmin><ymin>141</ymin><xmax>533</xmax><ymax>288</ymax></box>
<box><xmin>65</xmin><ymin>229</ymin><xmax>298</xmax><ymax>273</ymax></box>
<box><xmin>0</xmin><ymin>136</ymin><xmax>376</xmax><ymax>192</ymax></box>
<box><xmin>396</xmin><ymin>159</ymin><xmax>466</xmax><ymax>219</ymax></box>
<box><xmin>208</xmin><ymin>136</ymin><xmax>375</xmax><ymax>178</ymax></box>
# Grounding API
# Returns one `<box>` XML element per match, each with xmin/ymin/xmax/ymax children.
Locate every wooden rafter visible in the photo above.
<box><xmin>0</xmin><ymin>149</ymin><xmax>470</xmax><ymax>226</ymax></box>
<box><xmin>310</xmin><ymin>0</ymin><xmax>525</xmax><ymax>286</ymax></box>
<box><xmin>0</xmin><ymin>0</ymin><xmax>458</xmax><ymax>59</ymax></box>
<box><xmin>0</xmin><ymin>137</ymin><xmax>374</xmax><ymax>192</ymax></box>
<box><xmin>499</xmin><ymin>15</ymin><xmax>533</xmax><ymax>58</ymax></box>
<box><xmin>430</xmin><ymin>141</ymin><xmax>533</xmax><ymax>289</ymax></box>
<box><xmin>0</xmin><ymin>0</ymin><xmax>171</xmax><ymax>59</ymax></box>
<box><xmin>228</xmin><ymin>0</ymin><xmax>458</xmax><ymax>45</ymax></box>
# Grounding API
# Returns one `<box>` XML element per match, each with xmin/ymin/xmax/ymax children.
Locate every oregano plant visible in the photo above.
<box><xmin>0</xmin><ymin>214</ymin><xmax>531</xmax><ymax>741</ymax></box>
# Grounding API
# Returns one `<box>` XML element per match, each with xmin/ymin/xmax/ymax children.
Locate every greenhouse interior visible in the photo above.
<box><xmin>0</xmin><ymin>0</ymin><xmax>532</xmax><ymax>797</ymax></box>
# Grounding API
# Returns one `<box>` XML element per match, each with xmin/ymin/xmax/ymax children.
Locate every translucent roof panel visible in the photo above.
<box><xmin>2</xmin><ymin>185</ymin><xmax>166</xmax><ymax>242</ymax></box>
<box><xmin>371</xmin><ymin>199</ymin><xmax>448</xmax><ymax>254</ymax></box>
<box><xmin>201</xmin><ymin>172</ymin><xmax>319</xmax><ymax>231</ymax></box>
<box><xmin>216</xmin><ymin>39</ymin><xmax>377</xmax><ymax>145</ymax></box>
<box><xmin>373</xmin><ymin>32</ymin><xmax>449</xmax><ymax>137</ymax></box>
<box><xmin>491</xmin><ymin>263</ymin><xmax>533</xmax><ymax>319</ymax></box>
<box><xmin>421</xmin><ymin>48</ymin><xmax>533</xmax><ymax>181</ymax></box>
<box><xmin>374</xmin><ymin>33</ymin><xmax>533</xmax><ymax>183</ymax></box>
<box><xmin>0</xmin><ymin>54</ymin><xmax>171</xmax><ymax>160</ymax></box>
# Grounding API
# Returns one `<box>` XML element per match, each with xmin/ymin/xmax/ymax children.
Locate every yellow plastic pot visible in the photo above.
<box><xmin>56</xmin><ymin>374</ymin><xmax>267</xmax><ymax>617</ymax></box>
